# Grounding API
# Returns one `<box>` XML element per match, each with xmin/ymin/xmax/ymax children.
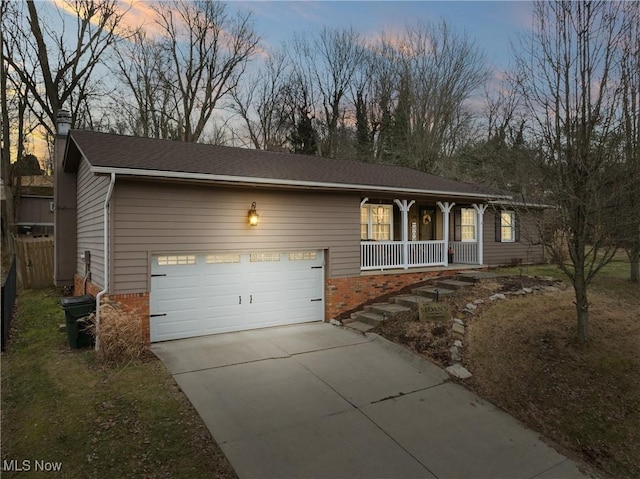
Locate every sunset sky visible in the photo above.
<box><xmin>28</xmin><ymin>0</ymin><xmax>535</xmax><ymax>164</ymax></box>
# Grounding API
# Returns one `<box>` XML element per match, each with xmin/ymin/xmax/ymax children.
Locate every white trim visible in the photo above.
<box><xmin>437</xmin><ymin>202</ymin><xmax>455</xmax><ymax>267</ymax></box>
<box><xmin>17</xmin><ymin>222</ymin><xmax>54</xmax><ymax>226</ymax></box>
<box><xmin>489</xmin><ymin>199</ymin><xmax>551</xmax><ymax>208</ymax></box>
<box><xmin>90</xmin><ymin>166</ymin><xmax>507</xmax><ymax>200</ymax></box>
<box><xmin>95</xmin><ymin>173</ymin><xmax>116</xmax><ymax>352</ymax></box>
<box><xmin>394</xmin><ymin>199</ymin><xmax>415</xmax><ymax>269</ymax></box>
<box><xmin>473</xmin><ymin>203</ymin><xmax>488</xmax><ymax>265</ymax></box>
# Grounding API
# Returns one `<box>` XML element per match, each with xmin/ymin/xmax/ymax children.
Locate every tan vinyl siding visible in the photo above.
<box><xmin>483</xmin><ymin>209</ymin><xmax>545</xmax><ymax>266</ymax></box>
<box><xmin>76</xmin><ymin>158</ymin><xmax>110</xmax><ymax>288</ymax></box>
<box><xmin>112</xmin><ymin>181</ymin><xmax>361</xmax><ymax>294</ymax></box>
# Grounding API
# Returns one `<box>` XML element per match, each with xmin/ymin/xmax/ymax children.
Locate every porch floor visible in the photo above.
<box><xmin>360</xmin><ymin>263</ymin><xmax>486</xmax><ymax>277</ymax></box>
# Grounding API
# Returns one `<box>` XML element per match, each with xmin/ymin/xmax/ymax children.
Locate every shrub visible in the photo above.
<box><xmin>86</xmin><ymin>301</ymin><xmax>149</xmax><ymax>365</ymax></box>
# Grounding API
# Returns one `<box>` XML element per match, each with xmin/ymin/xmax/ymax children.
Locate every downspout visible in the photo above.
<box><xmin>95</xmin><ymin>173</ymin><xmax>116</xmax><ymax>351</ymax></box>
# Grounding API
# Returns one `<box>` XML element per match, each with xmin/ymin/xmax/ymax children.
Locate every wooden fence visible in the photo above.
<box><xmin>1</xmin><ymin>256</ymin><xmax>17</xmax><ymax>351</ymax></box>
<box><xmin>16</xmin><ymin>237</ymin><xmax>54</xmax><ymax>289</ymax></box>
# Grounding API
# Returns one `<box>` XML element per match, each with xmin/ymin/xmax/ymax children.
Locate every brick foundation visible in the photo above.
<box><xmin>73</xmin><ymin>274</ymin><xmax>151</xmax><ymax>344</ymax></box>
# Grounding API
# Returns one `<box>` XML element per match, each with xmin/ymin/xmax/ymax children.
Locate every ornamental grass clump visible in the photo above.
<box><xmin>87</xmin><ymin>301</ymin><xmax>149</xmax><ymax>365</ymax></box>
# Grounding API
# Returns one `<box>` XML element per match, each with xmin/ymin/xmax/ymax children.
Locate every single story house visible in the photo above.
<box><xmin>16</xmin><ymin>175</ymin><xmax>54</xmax><ymax>237</ymax></box>
<box><xmin>53</xmin><ymin>114</ymin><xmax>543</xmax><ymax>343</ymax></box>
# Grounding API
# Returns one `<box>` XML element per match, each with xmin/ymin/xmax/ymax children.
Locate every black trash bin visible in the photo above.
<box><xmin>61</xmin><ymin>295</ymin><xmax>95</xmax><ymax>348</ymax></box>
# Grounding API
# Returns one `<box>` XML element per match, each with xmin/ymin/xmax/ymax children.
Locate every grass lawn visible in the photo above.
<box><xmin>1</xmin><ymin>288</ymin><xmax>237</xmax><ymax>479</ymax></box>
<box><xmin>467</xmin><ymin>256</ymin><xmax>640</xmax><ymax>479</ymax></box>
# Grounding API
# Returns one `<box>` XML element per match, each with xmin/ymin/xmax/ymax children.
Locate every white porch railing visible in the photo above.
<box><xmin>361</xmin><ymin>240</ymin><xmax>480</xmax><ymax>270</ymax></box>
<box><xmin>408</xmin><ymin>241</ymin><xmax>446</xmax><ymax>267</ymax></box>
<box><xmin>449</xmin><ymin>241</ymin><xmax>478</xmax><ymax>264</ymax></box>
<box><xmin>361</xmin><ymin>240</ymin><xmax>447</xmax><ymax>270</ymax></box>
<box><xmin>361</xmin><ymin>241</ymin><xmax>404</xmax><ymax>270</ymax></box>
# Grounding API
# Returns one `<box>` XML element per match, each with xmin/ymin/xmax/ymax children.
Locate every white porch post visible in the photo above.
<box><xmin>473</xmin><ymin>203</ymin><xmax>488</xmax><ymax>265</ymax></box>
<box><xmin>437</xmin><ymin>201</ymin><xmax>455</xmax><ymax>266</ymax></box>
<box><xmin>395</xmin><ymin>199</ymin><xmax>415</xmax><ymax>269</ymax></box>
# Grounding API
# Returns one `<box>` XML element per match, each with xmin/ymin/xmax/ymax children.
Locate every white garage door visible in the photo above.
<box><xmin>149</xmin><ymin>250</ymin><xmax>324</xmax><ymax>342</ymax></box>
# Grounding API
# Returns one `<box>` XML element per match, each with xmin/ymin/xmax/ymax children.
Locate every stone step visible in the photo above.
<box><xmin>354</xmin><ymin>311</ymin><xmax>386</xmax><ymax>326</ymax></box>
<box><xmin>391</xmin><ymin>294</ymin><xmax>433</xmax><ymax>309</ymax></box>
<box><xmin>436</xmin><ymin>279</ymin><xmax>473</xmax><ymax>290</ymax></box>
<box><xmin>363</xmin><ymin>302</ymin><xmax>388</xmax><ymax>313</ymax></box>
<box><xmin>369</xmin><ymin>302</ymin><xmax>412</xmax><ymax>319</ymax></box>
<box><xmin>412</xmin><ymin>286</ymin><xmax>455</xmax><ymax>300</ymax></box>
<box><xmin>456</xmin><ymin>271</ymin><xmax>505</xmax><ymax>283</ymax></box>
<box><xmin>345</xmin><ymin>321</ymin><xmax>376</xmax><ymax>333</ymax></box>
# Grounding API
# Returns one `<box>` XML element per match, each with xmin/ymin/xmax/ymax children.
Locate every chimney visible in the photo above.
<box><xmin>54</xmin><ymin>108</ymin><xmax>77</xmax><ymax>288</ymax></box>
<box><xmin>56</xmin><ymin>109</ymin><xmax>72</xmax><ymax>136</ymax></box>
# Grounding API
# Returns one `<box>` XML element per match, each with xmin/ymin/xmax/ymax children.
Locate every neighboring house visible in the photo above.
<box><xmin>54</xmin><ymin>116</ymin><xmax>544</xmax><ymax>343</ymax></box>
<box><xmin>15</xmin><ymin>175</ymin><xmax>54</xmax><ymax>237</ymax></box>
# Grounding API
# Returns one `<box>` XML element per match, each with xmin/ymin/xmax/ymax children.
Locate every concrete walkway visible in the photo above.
<box><xmin>152</xmin><ymin>323</ymin><xmax>591</xmax><ymax>479</ymax></box>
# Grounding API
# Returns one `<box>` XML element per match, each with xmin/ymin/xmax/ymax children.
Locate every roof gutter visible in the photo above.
<box><xmin>90</xmin><ymin>166</ymin><xmax>510</xmax><ymax>201</ymax></box>
<box><xmin>95</xmin><ymin>172</ymin><xmax>116</xmax><ymax>352</ymax></box>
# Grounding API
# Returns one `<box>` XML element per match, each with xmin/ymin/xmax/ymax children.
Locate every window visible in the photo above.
<box><xmin>206</xmin><ymin>254</ymin><xmax>241</xmax><ymax>264</ymax></box>
<box><xmin>250</xmin><ymin>252</ymin><xmax>280</xmax><ymax>262</ymax></box>
<box><xmin>461</xmin><ymin>208</ymin><xmax>476</xmax><ymax>241</ymax></box>
<box><xmin>289</xmin><ymin>251</ymin><xmax>317</xmax><ymax>261</ymax></box>
<box><xmin>157</xmin><ymin>255</ymin><xmax>196</xmax><ymax>266</ymax></box>
<box><xmin>500</xmin><ymin>211</ymin><xmax>516</xmax><ymax>242</ymax></box>
<box><xmin>360</xmin><ymin>204</ymin><xmax>393</xmax><ymax>241</ymax></box>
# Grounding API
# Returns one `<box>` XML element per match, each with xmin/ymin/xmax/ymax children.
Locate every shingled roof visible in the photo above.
<box><xmin>66</xmin><ymin>130</ymin><xmax>501</xmax><ymax>200</ymax></box>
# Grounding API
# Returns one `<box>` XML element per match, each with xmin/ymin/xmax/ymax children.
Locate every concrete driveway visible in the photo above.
<box><xmin>152</xmin><ymin>323</ymin><xmax>590</xmax><ymax>479</ymax></box>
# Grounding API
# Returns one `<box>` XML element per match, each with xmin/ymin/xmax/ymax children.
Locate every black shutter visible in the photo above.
<box><xmin>453</xmin><ymin>208</ymin><xmax>461</xmax><ymax>241</ymax></box>
<box><xmin>495</xmin><ymin>210</ymin><xmax>502</xmax><ymax>242</ymax></box>
<box><xmin>514</xmin><ymin>212</ymin><xmax>520</xmax><ymax>242</ymax></box>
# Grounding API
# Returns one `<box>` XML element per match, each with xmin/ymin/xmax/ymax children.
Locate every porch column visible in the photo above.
<box><xmin>437</xmin><ymin>201</ymin><xmax>455</xmax><ymax>266</ymax></box>
<box><xmin>395</xmin><ymin>199</ymin><xmax>415</xmax><ymax>269</ymax></box>
<box><xmin>473</xmin><ymin>203</ymin><xmax>488</xmax><ymax>265</ymax></box>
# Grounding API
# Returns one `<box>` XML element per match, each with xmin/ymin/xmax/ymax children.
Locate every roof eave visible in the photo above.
<box><xmin>90</xmin><ymin>166</ymin><xmax>509</xmax><ymax>201</ymax></box>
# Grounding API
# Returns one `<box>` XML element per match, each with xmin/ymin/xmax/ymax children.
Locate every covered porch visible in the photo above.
<box><xmin>360</xmin><ymin>199</ymin><xmax>488</xmax><ymax>271</ymax></box>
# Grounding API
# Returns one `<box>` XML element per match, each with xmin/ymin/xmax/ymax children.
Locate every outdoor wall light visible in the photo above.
<box><xmin>248</xmin><ymin>202</ymin><xmax>259</xmax><ymax>226</ymax></box>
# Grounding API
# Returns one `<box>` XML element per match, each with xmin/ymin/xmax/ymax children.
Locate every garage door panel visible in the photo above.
<box><xmin>154</xmin><ymin>276</ymin><xmax>201</xmax><ymax>291</ymax></box>
<box><xmin>150</xmin><ymin>250</ymin><xmax>324</xmax><ymax>342</ymax></box>
<box><xmin>156</xmin><ymin>298</ymin><xmax>199</xmax><ymax>311</ymax></box>
<box><xmin>156</xmin><ymin>319</ymin><xmax>200</xmax><ymax>339</ymax></box>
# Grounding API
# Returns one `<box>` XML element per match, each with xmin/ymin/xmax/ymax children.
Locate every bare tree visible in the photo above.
<box><xmin>515</xmin><ymin>1</ymin><xmax>627</xmax><ymax>342</ymax></box>
<box><xmin>619</xmin><ymin>2</ymin><xmax>640</xmax><ymax>282</ymax></box>
<box><xmin>1</xmin><ymin>0</ymin><xmax>16</xmax><ymax>252</ymax></box>
<box><xmin>287</xmin><ymin>27</ymin><xmax>366</xmax><ymax>157</ymax></box>
<box><xmin>152</xmin><ymin>0</ymin><xmax>259</xmax><ymax>143</ymax></box>
<box><xmin>358</xmin><ymin>22</ymin><xmax>487</xmax><ymax>171</ymax></box>
<box><xmin>228</xmin><ymin>49</ymin><xmax>290</xmax><ymax>150</ymax></box>
<box><xmin>401</xmin><ymin>21</ymin><xmax>488</xmax><ymax>172</ymax></box>
<box><xmin>113</xmin><ymin>31</ymin><xmax>179</xmax><ymax>139</ymax></box>
<box><xmin>2</xmin><ymin>0</ymin><xmax>128</xmax><ymax>135</ymax></box>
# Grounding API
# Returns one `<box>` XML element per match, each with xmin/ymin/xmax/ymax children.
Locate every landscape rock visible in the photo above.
<box><xmin>449</xmin><ymin>346</ymin><xmax>461</xmax><ymax>362</ymax></box>
<box><xmin>543</xmin><ymin>286</ymin><xmax>561</xmax><ymax>292</ymax></box>
<box><xmin>453</xmin><ymin>318</ymin><xmax>464</xmax><ymax>325</ymax></box>
<box><xmin>523</xmin><ymin>287</ymin><xmax>533</xmax><ymax>294</ymax></box>
<box><xmin>489</xmin><ymin>293</ymin><xmax>507</xmax><ymax>301</ymax></box>
<box><xmin>454</xmin><ymin>340</ymin><xmax>463</xmax><ymax>348</ymax></box>
<box><xmin>452</xmin><ymin>323</ymin><xmax>465</xmax><ymax>336</ymax></box>
<box><xmin>465</xmin><ymin>303</ymin><xmax>477</xmax><ymax>311</ymax></box>
<box><xmin>446</xmin><ymin>363</ymin><xmax>472</xmax><ymax>379</ymax></box>
<box><xmin>329</xmin><ymin>319</ymin><xmax>342</xmax><ymax>326</ymax></box>
<box><xmin>473</xmin><ymin>299</ymin><xmax>485</xmax><ymax>305</ymax></box>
